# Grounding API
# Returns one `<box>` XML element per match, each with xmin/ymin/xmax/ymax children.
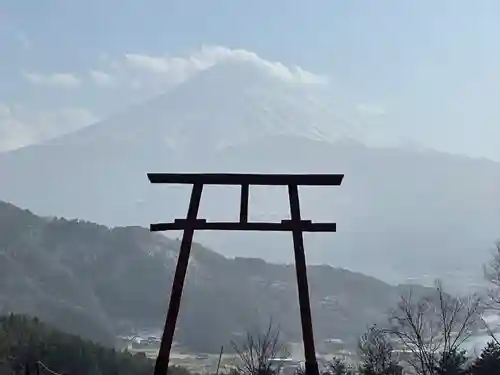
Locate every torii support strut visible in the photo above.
<box><xmin>148</xmin><ymin>173</ymin><xmax>344</xmax><ymax>375</ymax></box>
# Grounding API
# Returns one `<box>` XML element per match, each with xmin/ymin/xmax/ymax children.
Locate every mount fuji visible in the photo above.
<box><xmin>1</xmin><ymin>57</ymin><xmax>499</xmax><ymax>289</ymax></box>
<box><xmin>47</xmin><ymin>58</ymin><xmax>339</xmax><ymax>151</ymax></box>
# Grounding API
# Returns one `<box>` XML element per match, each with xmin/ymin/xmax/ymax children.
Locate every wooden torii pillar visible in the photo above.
<box><xmin>147</xmin><ymin>173</ymin><xmax>344</xmax><ymax>375</ymax></box>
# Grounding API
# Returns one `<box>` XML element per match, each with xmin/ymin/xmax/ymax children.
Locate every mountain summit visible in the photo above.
<box><xmin>53</xmin><ymin>58</ymin><xmax>337</xmax><ymax>153</ymax></box>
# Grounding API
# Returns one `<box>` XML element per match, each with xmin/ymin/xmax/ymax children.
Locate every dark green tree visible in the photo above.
<box><xmin>470</xmin><ymin>341</ymin><xmax>500</xmax><ymax>375</ymax></box>
<box><xmin>434</xmin><ymin>349</ymin><xmax>470</xmax><ymax>375</ymax></box>
<box><xmin>0</xmin><ymin>314</ymin><xmax>191</xmax><ymax>375</ymax></box>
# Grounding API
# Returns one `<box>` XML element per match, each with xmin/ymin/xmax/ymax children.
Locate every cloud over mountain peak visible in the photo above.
<box><xmin>116</xmin><ymin>45</ymin><xmax>328</xmax><ymax>88</ymax></box>
<box><xmin>1</xmin><ymin>46</ymin><xmax>327</xmax><ymax>153</ymax></box>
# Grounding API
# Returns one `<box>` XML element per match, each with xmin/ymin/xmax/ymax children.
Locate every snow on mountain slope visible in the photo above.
<box><xmin>50</xmin><ymin>58</ymin><xmax>341</xmax><ymax>153</ymax></box>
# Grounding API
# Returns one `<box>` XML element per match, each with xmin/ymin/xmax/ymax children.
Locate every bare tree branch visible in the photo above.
<box><xmin>35</xmin><ymin>361</ymin><xmax>63</xmax><ymax>375</ymax></box>
<box><xmin>480</xmin><ymin>317</ymin><xmax>500</xmax><ymax>347</ymax></box>
<box><xmin>231</xmin><ymin>320</ymin><xmax>290</xmax><ymax>375</ymax></box>
<box><xmin>483</xmin><ymin>241</ymin><xmax>500</xmax><ymax>310</ymax></box>
<box><xmin>385</xmin><ymin>281</ymin><xmax>482</xmax><ymax>375</ymax></box>
<box><xmin>358</xmin><ymin>325</ymin><xmax>401</xmax><ymax>375</ymax></box>
<box><xmin>481</xmin><ymin>240</ymin><xmax>500</xmax><ymax>345</ymax></box>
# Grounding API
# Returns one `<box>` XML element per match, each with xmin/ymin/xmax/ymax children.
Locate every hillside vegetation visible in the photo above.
<box><xmin>0</xmin><ymin>200</ymin><xmax>432</xmax><ymax>352</ymax></box>
<box><xmin>0</xmin><ymin>314</ymin><xmax>195</xmax><ymax>375</ymax></box>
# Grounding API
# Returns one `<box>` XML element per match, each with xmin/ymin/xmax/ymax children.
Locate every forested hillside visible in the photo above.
<box><xmin>0</xmin><ymin>314</ymin><xmax>195</xmax><ymax>375</ymax></box>
<box><xmin>0</xmin><ymin>200</ymin><xmax>432</xmax><ymax>352</ymax></box>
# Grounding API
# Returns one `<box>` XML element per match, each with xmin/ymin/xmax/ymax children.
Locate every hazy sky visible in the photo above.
<box><xmin>0</xmin><ymin>0</ymin><xmax>499</xmax><ymax>160</ymax></box>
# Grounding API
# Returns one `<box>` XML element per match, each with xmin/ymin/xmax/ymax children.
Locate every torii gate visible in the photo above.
<box><xmin>147</xmin><ymin>173</ymin><xmax>344</xmax><ymax>375</ymax></box>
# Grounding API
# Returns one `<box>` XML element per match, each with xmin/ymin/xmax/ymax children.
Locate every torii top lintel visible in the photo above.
<box><xmin>147</xmin><ymin>173</ymin><xmax>344</xmax><ymax>186</ymax></box>
<box><xmin>147</xmin><ymin>173</ymin><xmax>344</xmax><ymax>233</ymax></box>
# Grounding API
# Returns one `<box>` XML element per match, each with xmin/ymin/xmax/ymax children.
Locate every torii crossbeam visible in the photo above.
<box><xmin>147</xmin><ymin>173</ymin><xmax>344</xmax><ymax>375</ymax></box>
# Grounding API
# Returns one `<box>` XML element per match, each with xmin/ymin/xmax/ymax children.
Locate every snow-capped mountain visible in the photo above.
<box><xmin>51</xmin><ymin>58</ymin><xmax>340</xmax><ymax>152</ymax></box>
<box><xmin>0</xmin><ymin>57</ymin><xmax>499</xmax><ymax>290</ymax></box>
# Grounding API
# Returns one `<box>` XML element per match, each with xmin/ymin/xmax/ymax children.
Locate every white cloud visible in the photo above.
<box><xmin>0</xmin><ymin>103</ymin><xmax>98</xmax><ymax>152</ymax></box>
<box><xmin>100</xmin><ymin>45</ymin><xmax>328</xmax><ymax>90</ymax></box>
<box><xmin>89</xmin><ymin>70</ymin><xmax>114</xmax><ymax>86</ymax></box>
<box><xmin>22</xmin><ymin>71</ymin><xmax>81</xmax><ymax>88</ymax></box>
